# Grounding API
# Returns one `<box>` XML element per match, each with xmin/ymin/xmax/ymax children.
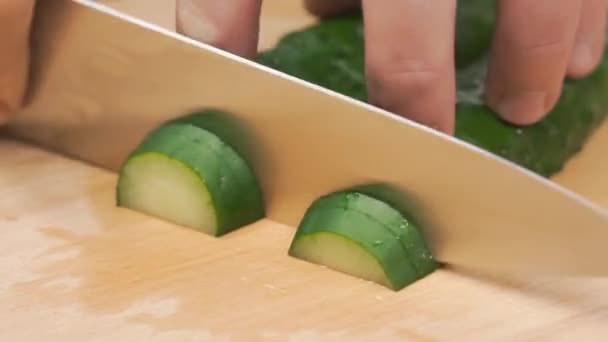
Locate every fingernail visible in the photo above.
<box><xmin>176</xmin><ymin>0</ymin><xmax>218</xmax><ymax>43</ymax></box>
<box><xmin>493</xmin><ymin>91</ymin><xmax>548</xmax><ymax>125</ymax></box>
<box><xmin>569</xmin><ymin>43</ymin><xmax>595</xmax><ymax>77</ymax></box>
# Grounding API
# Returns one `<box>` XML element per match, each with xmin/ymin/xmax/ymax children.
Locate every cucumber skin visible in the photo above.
<box><xmin>291</xmin><ymin>204</ymin><xmax>419</xmax><ymax>290</ymax></box>
<box><xmin>169</xmin><ymin>109</ymin><xmax>267</xmax><ymax>224</ymax></box>
<box><xmin>306</xmin><ymin>191</ymin><xmax>438</xmax><ymax>279</ymax></box>
<box><xmin>117</xmin><ymin>123</ymin><xmax>265</xmax><ymax>235</ymax></box>
<box><xmin>169</xmin><ymin>109</ymin><xmax>259</xmax><ymax>170</ymax></box>
<box><xmin>256</xmin><ymin>7</ymin><xmax>608</xmax><ymax>177</ymax></box>
<box><xmin>256</xmin><ymin>0</ymin><xmax>496</xmax><ymax>101</ymax></box>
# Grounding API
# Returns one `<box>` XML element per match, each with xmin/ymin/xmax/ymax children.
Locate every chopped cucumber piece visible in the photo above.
<box><xmin>117</xmin><ymin>151</ymin><xmax>218</xmax><ymax>233</ymax></box>
<box><xmin>116</xmin><ymin>118</ymin><xmax>265</xmax><ymax>236</ymax></box>
<box><xmin>309</xmin><ymin>191</ymin><xmax>438</xmax><ymax>278</ymax></box>
<box><xmin>290</xmin><ymin>232</ymin><xmax>395</xmax><ymax>288</ymax></box>
<box><xmin>289</xmin><ymin>191</ymin><xmax>438</xmax><ymax>291</ymax></box>
<box><xmin>169</xmin><ymin>108</ymin><xmax>259</xmax><ymax>168</ymax></box>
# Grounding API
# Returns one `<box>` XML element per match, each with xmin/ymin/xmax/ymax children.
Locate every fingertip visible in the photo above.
<box><xmin>567</xmin><ymin>44</ymin><xmax>602</xmax><ymax>79</ymax></box>
<box><xmin>431</xmin><ymin>118</ymin><xmax>455</xmax><ymax>136</ymax></box>
<box><xmin>567</xmin><ymin>0</ymin><xmax>607</xmax><ymax>79</ymax></box>
<box><xmin>485</xmin><ymin>90</ymin><xmax>558</xmax><ymax>125</ymax></box>
<box><xmin>484</xmin><ymin>0</ymin><xmax>582</xmax><ymax>126</ymax></box>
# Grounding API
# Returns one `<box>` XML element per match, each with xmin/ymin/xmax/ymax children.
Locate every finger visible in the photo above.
<box><xmin>484</xmin><ymin>0</ymin><xmax>583</xmax><ymax>125</ymax></box>
<box><xmin>0</xmin><ymin>0</ymin><xmax>35</xmax><ymax>124</ymax></box>
<box><xmin>361</xmin><ymin>0</ymin><xmax>457</xmax><ymax>134</ymax></box>
<box><xmin>304</xmin><ymin>0</ymin><xmax>360</xmax><ymax>17</ymax></box>
<box><xmin>176</xmin><ymin>0</ymin><xmax>263</xmax><ymax>59</ymax></box>
<box><xmin>567</xmin><ymin>0</ymin><xmax>607</xmax><ymax>78</ymax></box>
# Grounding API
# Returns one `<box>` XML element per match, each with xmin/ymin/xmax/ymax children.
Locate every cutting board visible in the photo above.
<box><xmin>1</xmin><ymin>1</ymin><xmax>608</xmax><ymax>340</ymax></box>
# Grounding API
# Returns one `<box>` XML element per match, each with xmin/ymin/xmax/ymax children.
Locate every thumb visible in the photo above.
<box><xmin>0</xmin><ymin>1</ymin><xmax>35</xmax><ymax>124</ymax></box>
<box><xmin>176</xmin><ymin>0</ymin><xmax>263</xmax><ymax>59</ymax></box>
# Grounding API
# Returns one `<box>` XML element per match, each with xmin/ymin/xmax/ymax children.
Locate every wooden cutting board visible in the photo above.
<box><xmin>1</xmin><ymin>1</ymin><xmax>608</xmax><ymax>340</ymax></box>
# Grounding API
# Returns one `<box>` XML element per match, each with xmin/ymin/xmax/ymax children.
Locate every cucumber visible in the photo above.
<box><xmin>256</xmin><ymin>0</ymin><xmax>496</xmax><ymax>102</ymax></box>
<box><xmin>256</xmin><ymin>5</ymin><xmax>608</xmax><ymax>177</ymax></box>
<box><xmin>453</xmin><ymin>0</ymin><xmax>497</xmax><ymax>69</ymax></box>
<box><xmin>168</xmin><ymin>108</ymin><xmax>260</xmax><ymax>169</ymax></box>
<box><xmin>288</xmin><ymin>191</ymin><xmax>438</xmax><ymax>291</ymax></box>
<box><xmin>116</xmin><ymin>114</ymin><xmax>265</xmax><ymax>236</ymax></box>
<box><xmin>309</xmin><ymin>191</ymin><xmax>438</xmax><ymax>278</ymax></box>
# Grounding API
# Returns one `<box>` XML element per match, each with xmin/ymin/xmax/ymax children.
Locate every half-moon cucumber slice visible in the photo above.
<box><xmin>116</xmin><ymin>121</ymin><xmax>265</xmax><ymax>236</ymax></box>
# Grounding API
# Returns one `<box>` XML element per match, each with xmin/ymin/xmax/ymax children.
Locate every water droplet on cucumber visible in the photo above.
<box><xmin>346</xmin><ymin>192</ymin><xmax>360</xmax><ymax>200</ymax></box>
<box><xmin>372</xmin><ymin>240</ymin><xmax>383</xmax><ymax>246</ymax></box>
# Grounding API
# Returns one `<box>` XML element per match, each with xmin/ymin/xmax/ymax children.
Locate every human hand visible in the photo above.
<box><xmin>176</xmin><ymin>0</ymin><xmax>606</xmax><ymax>135</ymax></box>
<box><xmin>0</xmin><ymin>1</ymin><xmax>35</xmax><ymax>125</ymax></box>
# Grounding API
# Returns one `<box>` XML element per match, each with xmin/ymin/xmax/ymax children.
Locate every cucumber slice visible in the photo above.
<box><xmin>168</xmin><ymin>108</ymin><xmax>259</xmax><ymax>168</ymax></box>
<box><xmin>289</xmin><ymin>191</ymin><xmax>438</xmax><ymax>290</ymax></box>
<box><xmin>308</xmin><ymin>191</ymin><xmax>438</xmax><ymax>278</ymax></box>
<box><xmin>116</xmin><ymin>122</ymin><xmax>265</xmax><ymax>236</ymax></box>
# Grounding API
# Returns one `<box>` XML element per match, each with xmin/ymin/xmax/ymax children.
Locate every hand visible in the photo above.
<box><xmin>177</xmin><ymin>0</ymin><xmax>606</xmax><ymax>135</ymax></box>
<box><xmin>0</xmin><ymin>1</ymin><xmax>35</xmax><ymax>125</ymax></box>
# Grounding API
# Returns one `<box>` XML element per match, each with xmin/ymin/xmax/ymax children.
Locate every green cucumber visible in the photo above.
<box><xmin>289</xmin><ymin>191</ymin><xmax>437</xmax><ymax>290</ymax></box>
<box><xmin>453</xmin><ymin>0</ymin><xmax>497</xmax><ymax>69</ymax></box>
<box><xmin>256</xmin><ymin>5</ymin><xmax>608</xmax><ymax>177</ymax></box>
<box><xmin>116</xmin><ymin>117</ymin><xmax>265</xmax><ymax>236</ymax></box>
<box><xmin>168</xmin><ymin>108</ymin><xmax>260</xmax><ymax>169</ymax></box>
<box><xmin>256</xmin><ymin>0</ymin><xmax>496</xmax><ymax>102</ymax></box>
<box><xmin>307</xmin><ymin>191</ymin><xmax>438</xmax><ymax>278</ymax></box>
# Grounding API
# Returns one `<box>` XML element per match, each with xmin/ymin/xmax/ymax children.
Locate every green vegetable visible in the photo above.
<box><xmin>289</xmin><ymin>191</ymin><xmax>438</xmax><ymax>291</ymax></box>
<box><xmin>256</xmin><ymin>3</ymin><xmax>608</xmax><ymax>177</ymax></box>
<box><xmin>256</xmin><ymin>0</ymin><xmax>496</xmax><ymax>102</ymax></box>
<box><xmin>116</xmin><ymin>111</ymin><xmax>265</xmax><ymax>236</ymax></box>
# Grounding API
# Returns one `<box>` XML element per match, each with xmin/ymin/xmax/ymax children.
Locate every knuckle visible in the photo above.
<box><xmin>501</xmin><ymin>23</ymin><xmax>574</xmax><ymax>57</ymax></box>
<box><xmin>517</xmin><ymin>37</ymin><xmax>571</xmax><ymax>57</ymax></box>
<box><xmin>366</xmin><ymin>58</ymin><xmax>445</xmax><ymax>95</ymax></box>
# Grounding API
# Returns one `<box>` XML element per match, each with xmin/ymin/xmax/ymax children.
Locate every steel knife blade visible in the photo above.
<box><xmin>6</xmin><ymin>0</ymin><xmax>608</xmax><ymax>276</ymax></box>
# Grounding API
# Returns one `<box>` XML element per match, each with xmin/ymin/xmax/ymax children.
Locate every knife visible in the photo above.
<box><xmin>5</xmin><ymin>0</ymin><xmax>608</xmax><ymax>276</ymax></box>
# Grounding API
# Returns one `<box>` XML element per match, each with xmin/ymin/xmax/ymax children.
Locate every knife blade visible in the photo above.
<box><xmin>6</xmin><ymin>0</ymin><xmax>608</xmax><ymax>276</ymax></box>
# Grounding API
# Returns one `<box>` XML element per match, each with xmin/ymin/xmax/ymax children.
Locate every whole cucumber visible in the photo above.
<box><xmin>256</xmin><ymin>4</ymin><xmax>608</xmax><ymax>177</ymax></box>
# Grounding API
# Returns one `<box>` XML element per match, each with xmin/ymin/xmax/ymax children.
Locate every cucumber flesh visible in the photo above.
<box><xmin>117</xmin><ymin>152</ymin><xmax>217</xmax><ymax>234</ymax></box>
<box><xmin>116</xmin><ymin>121</ymin><xmax>265</xmax><ymax>236</ymax></box>
<box><xmin>289</xmin><ymin>191</ymin><xmax>437</xmax><ymax>291</ymax></box>
<box><xmin>289</xmin><ymin>232</ymin><xmax>394</xmax><ymax>289</ymax></box>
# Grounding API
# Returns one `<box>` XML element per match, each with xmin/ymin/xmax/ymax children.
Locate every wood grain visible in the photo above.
<box><xmin>1</xmin><ymin>1</ymin><xmax>608</xmax><ymax>340</ymax></box>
